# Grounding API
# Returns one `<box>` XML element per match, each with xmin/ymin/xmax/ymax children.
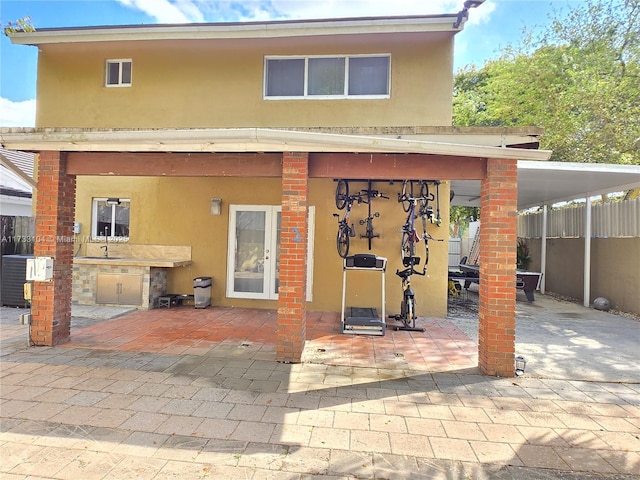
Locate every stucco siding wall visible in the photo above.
<box><xmin>36</xmin><ymin>35</ymin><xmax>454</xmax><ymax>128</ymax></box>
<box><xmin>74</xmin><ymin>175</ymin><xmax>451</xmax><ymax>316</ymax></box>
<box><xmin>525</xmin><ymin>238</ymin><xmax>640</xmax><ymax>315</ymax></box>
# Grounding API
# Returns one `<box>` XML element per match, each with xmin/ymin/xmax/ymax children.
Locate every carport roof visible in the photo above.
<box><xmin>451</xmin><ymin>161</ymin><xmax>640</xmax><ymax>209</ymax></box>
<box><xmin>517</xmin><ymin>161</ymin><xmax>640</xmax><ymax>209</ymax></box>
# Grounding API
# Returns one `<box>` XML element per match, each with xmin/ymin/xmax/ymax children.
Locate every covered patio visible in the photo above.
<box><xmin>1</xmin><ymin>126</ymin><xmax>554</xmax><ymax>378</ymax></box>
<box><xmin>62</xmin><ymin>306</ymin><xmax>478</xmax><ymax>373</ymax></box>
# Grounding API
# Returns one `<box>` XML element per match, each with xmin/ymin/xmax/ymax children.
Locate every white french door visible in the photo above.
<box><xmin>226</xmin><ymin>205</ymin><xmax>314</xmax><ymax>300</ymax></box>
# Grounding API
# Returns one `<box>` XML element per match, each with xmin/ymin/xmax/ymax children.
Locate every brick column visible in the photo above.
<box><xmin>276</xmin><ymin>151</ymin><xmax>309</xmax><ymax>363</ymax></box>
<box><xmin>30</xmin><ymin>151</ymin><xmax>76</xmax><ymax>346</ymax></box>
<box><xmin>478</xmin><ymin>157</ymin><xmax>517</xmax><ymax>377</ymax></box>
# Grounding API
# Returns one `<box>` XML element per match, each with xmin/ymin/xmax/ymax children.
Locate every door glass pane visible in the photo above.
<box><xmin>308</xmin><ymin>57</ymin><xmax>345</xmax><ymax>95</ymax></box>
<box><xmin>233</xmin><ymin>211</ymin><xmax>266</xmax><ymax>294</ymax></box>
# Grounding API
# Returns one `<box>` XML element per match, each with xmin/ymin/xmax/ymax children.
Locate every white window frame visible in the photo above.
<box><xmin>91</xmin><ymin>198</ymin><xmax>131</xmax><ymax>241</ymax></box>
<box><xmin>264</xmin><ymin>54</ymin><xmax>391</xmax><ymax>100</ymax></box>
<box><xmin>226</xmin><ymin>205</ymin><xmax>314</xmax><ymax>301</ymax></box>
<box><xmin>105</xmin><ymin>59</ymin><xmax>132</xmax><ymax>87</ymax></box>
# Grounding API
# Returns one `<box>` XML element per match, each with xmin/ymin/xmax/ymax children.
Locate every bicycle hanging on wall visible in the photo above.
<box><xmin>359</xmin><ymin>180</ymin><xmax>389</xmax><ymax>251</ymax></box>
<box><xmin>334</xmin><ymin>179</ymin><xmax>365</xmax><ymax>258</ymax></box>
<box><xmin>390</xmin><ymin>180</ymin><xmax>443</xmax><ymax>332</ymax></box>
<box><xmin>334</xmin><ymin>179</ymin><xmax>388</xmax><ymax>258</ymax></box>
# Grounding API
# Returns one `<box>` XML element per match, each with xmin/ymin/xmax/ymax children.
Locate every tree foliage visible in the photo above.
<box><xmin>2</xmin><ymin>17</ymin><xmax>35</xmax><ymax>36</ymax></box>
<box><xmin>450</xmin><ymin>206</ymin><xmax>479</xmax><ymax>238</ymax></box>
<box><xmin>453</xmin><ymin>0</ymin><xmax>640</xmax><ymax>165</ymax></box>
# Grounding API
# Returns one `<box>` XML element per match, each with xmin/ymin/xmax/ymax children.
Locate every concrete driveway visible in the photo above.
<box><xmin>447</xmin><ymin>289</ymin><xmax>640</xmax><ymax>383</ymax></box>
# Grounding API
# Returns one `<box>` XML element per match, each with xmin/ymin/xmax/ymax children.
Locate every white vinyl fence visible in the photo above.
<box><xmin>448</xmin><ymin>237</ymin><xmax>461</xmax><ymax>268</ymax></box>
<box><xmin>518</xmin><ymin>198</ymin><xmax>640</xmax><ymax>239</ymax></box>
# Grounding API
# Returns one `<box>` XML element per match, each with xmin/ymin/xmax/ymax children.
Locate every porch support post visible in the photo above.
<box><xmin>583</xmin><ymin>193</ymin><xmax>592</xmax><ymax>307</ymax></box>
<box><xmin>31</xmin><ymin>151</ymin><xmax>76</xmax><ymax>346</ymax></box>
<box><xmin>276</xmin><ymin>151</ymin><xmax>309</xmax><ymax>363</ymax></box>
<box><xmin>478</xmin><ymin>157</ymin><xmax>518</xmax><ymax>377</ymax></box>
<box><xmin>540</xmin><ymin>204</ymin><xmax>547</xmax><ymax>294</ymax></box>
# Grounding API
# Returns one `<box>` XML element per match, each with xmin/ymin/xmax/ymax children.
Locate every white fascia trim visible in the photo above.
<box><xmin>0</xmin><ymin>128</ymin><xmax>552</xmax><ymax>161</ymax></box>
<box><xmin>9</xmin><ymin>16</ymin><xmax>459</xmax><ymax>45</ymax></box>
<box><xmin>519</xmin><ymin>160</ymin><xmax>640</xmax><ymax>175</ymax></box>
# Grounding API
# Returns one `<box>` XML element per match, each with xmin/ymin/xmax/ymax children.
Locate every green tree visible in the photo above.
<box><xmin>454</xmin><ymin>0</ymin><xmax>640</xmax><ymax>165</ymax></box>
<box><xmin>450</xmin><ymin>206</ymin><xmax>479</xmax><ymax>238</ymax></box>
<box><xmin>2</xmin><ymin>17</ymin><xmax>35</xmax><ymax>35</ymax></box>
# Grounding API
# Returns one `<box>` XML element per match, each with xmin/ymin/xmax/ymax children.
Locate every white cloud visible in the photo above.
<box><xmin>465</xmin><ymin>0</ymin><xmax>495</xmax><ymax>26</ymax></box>
<box><xmin>0</xmin><ymin>98</ymin><xmax>36</xmax><ymax>128</ymax></box>
<box><xmin>115</xmin><ymin>0</ymin><xmax>496</xmax><ymax>24</ymax></box>
<box><xmin>267</xmin><ymin>0</ymin><xmax>462</xmax><ymax>19</ymax></box>
<box><xmin>116</xmin><ymin>0</ymin><xmax>199</xmax><ymax>23</ymax></box>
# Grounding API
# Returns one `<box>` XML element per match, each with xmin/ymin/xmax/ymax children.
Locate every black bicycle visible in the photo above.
<box><xmin>359</xmin><ymin>181</ymin><xmax>389</xmax><ymax>250</ymax></box>
<box><xmin>334</xmin><ymin>180</ymin><xmax>365</xmax><ymax>258</ymax></box>
<box><xmin>390</xmin><ymin>180</ymin><xmax>442</xmax><ymax>331</ymax></box>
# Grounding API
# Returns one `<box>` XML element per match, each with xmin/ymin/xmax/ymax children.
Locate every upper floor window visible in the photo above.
<box><xmin>264</xmin><ymin>55</ymin><xmax>390</xmax><ymax>99</ymax></box>
<box><xmin>92</xmin><ymin>198</ymin><xmax>130</xmax><ymax>239</ymax></box>
<box><xmin>105</xmin><ymin>59</ymin><xmax>132</xmax><ymax>87</ymax></box>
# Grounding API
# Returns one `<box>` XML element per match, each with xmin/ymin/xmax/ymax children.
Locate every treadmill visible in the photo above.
<box><xmin>341</xmin><ymin>254</ymin><xmax>387</xmax><ymax>336</ymax></box>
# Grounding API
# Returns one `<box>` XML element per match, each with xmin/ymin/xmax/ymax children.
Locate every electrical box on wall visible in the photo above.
<box><xmin>26</xmin><ymin>257</ymin><xmax>54</xmax><ymax>282</ymax></box>
<box><xmin>73</xmin><ymin>222</ymin><xmax>81</xmax><ymax>234</ymax></box>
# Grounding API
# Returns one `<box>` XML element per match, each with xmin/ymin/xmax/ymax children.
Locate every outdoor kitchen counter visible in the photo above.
<box><xmin>72</xmin><ymin>245</ymin><xmax>193</xmax><ymax>310</ymax></box>
<box><xmin>74</xmin><ymin>257</ymin><xmax>192</xmax><ymax>268</ymax></box>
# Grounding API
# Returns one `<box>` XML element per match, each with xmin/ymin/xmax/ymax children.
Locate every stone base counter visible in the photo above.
<box><xmin>72</xmin><ymin>244</ymin><xmax>191</xmax><ymax>310</ymax></box>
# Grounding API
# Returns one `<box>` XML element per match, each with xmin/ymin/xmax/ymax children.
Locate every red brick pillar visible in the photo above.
<box><xmin>30</xmin><ymin>151</ymin><xmax>76</xmax><ymax>346</ymax></box>
<box><xmin>276</xmin><ymin>151</ymin><xmax>309</xmax><ymax>363</ymax></box>
<box><xmin>478</xmin><ymin>157</ymin><xmax>517</xmax><ymax>377</ymax></box>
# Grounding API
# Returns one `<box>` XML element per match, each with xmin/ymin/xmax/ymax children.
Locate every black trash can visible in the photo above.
<box><xmin>193</xmin><ymin>276</ymin><xmax>212</xmax><ymax>308</ymax></box>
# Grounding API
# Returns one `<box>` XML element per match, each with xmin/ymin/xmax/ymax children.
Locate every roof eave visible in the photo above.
<box><xmin>0</xmin><ymin>127</ymin><xmax>552</xmax><ymax>161</ymax></box>
<box><xmin>9</xmin><ymin>15</ymin><xmax>462</xmax><ymax>46</ymax></box>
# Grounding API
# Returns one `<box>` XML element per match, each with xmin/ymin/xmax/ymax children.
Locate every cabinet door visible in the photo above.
<box><xmin>119</xmin><ymin>274</ymin><xmax>142</xmax><ymax>306</ymax></box>
<box><xmin>96</xmin><ymin>273</ymin><xmax>142</xmax><ymax>305</ymax></box>
<box><xmin>96</xmin><ymin>274</ymin><xmax>120</xmax><ymax>304</ymax></box>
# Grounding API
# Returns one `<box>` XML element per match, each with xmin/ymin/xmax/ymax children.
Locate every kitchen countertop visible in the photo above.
<box><xmin>73</xmin><ymin>257</ymin><xmax>192</xmax><ymax>268</ymax></box>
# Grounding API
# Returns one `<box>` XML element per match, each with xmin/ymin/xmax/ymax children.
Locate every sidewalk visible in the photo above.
<box><xmin>1</xmin><ymin>301</ymin><xmax>639</xmax><ymax>479</ymax></box>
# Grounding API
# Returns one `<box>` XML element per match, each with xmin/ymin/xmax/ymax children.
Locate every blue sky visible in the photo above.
<box><xmin>0</xmin><ymin>0</ymin><xmax>581</xmax><ymax>126</ymax></box>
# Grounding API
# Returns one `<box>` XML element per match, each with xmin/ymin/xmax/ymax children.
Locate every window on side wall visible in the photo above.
<box><xmin>264</xmin><ymin>55</ymin><xmax>390</xmax><ymax>99</ymax></box>
<box><xmin>92</xmin><ymin>198</ymin><xmax>130</xmax><ymax>240</ymax></box>
<box><xmin>105</xmin><ymin>59</ymin><xmax>132</xmax><ymax>87</ymax></box>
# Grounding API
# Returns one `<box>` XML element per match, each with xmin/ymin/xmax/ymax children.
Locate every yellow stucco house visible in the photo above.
<box><xmin>2</xmin><ymin>12</ymin><xmax>550</xmax><ymax>376</ymax></box>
